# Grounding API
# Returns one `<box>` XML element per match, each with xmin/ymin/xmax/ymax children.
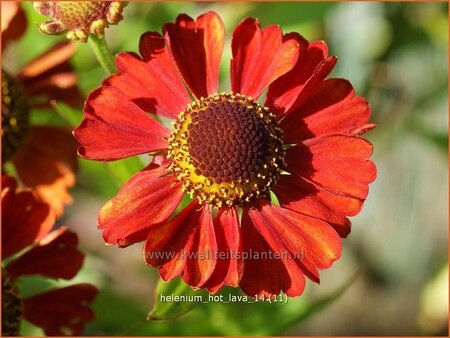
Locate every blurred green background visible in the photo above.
<box><xmin>3</xmin><ymin>1</ymin><xmax>448</xmax><ymax>336</ymax></box>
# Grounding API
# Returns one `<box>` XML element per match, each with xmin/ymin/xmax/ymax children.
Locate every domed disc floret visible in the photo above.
<box><xmin>168</xmin><ymin>93</ymin><xmax>285</xmax><ymax>208</ymax></box>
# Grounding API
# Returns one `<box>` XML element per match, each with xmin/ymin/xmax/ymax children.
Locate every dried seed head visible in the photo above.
<box><xmin>33</xmin><ymin>1</ymin><xmax>125</xmax><ymax>42</ymax></box>
<box><xmin>1</xmin><ymin>70</ymin><xmax>30</xmax><ymax>163</ymax></box>
<box><xmin>168</xmin><ymin>93</ymin><xmax>285</xmax><ymax>208</ymax></box>
<box><xmin>2</xmin><ymin>268</ymin><xmax>23</xmax><ymax>336</ymax></box>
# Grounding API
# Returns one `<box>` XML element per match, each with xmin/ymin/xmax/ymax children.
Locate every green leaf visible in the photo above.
<box><xmin>51</xmin><ymin>101</ymin><xmax>83</xmax><ymax>126</ymax></box>
<box><xmin>148</xmin><ymin>278</ymin><xmax>205</xmax><ymax>321</ymax></box>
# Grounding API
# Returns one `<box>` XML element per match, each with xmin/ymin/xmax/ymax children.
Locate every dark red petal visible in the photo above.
<box><xmin>273</xmin><ymin>175</ymin><xmax>364</xmax><ymax>238</ymax></box>
<box><xmin>73</xmin><ymin>86</ymin><xmax>169</xmax><ymax>161</ymax></box>
<box><xmin>182</xmin><ymin>204</ymin><xmax>217</xmax><ymax>288</ymax></box>
<box><xmin>13</xmin><ymin>126</ymin><xmax>78</xmax><ymax>218</ymax></box>
<box><xmin>105</xmin><ymin>32</ymin><xmax>191</xmax><ymax>119</ymax></box>
<box><xmin>23</xmin><ymin>284</ymin><xmax>97</xmax><ymax>336</ymax></box>
<box><xmin>246</xmin><ymin>200</ymin><xmax>342</xmax><ymax>284</ymax></box>
<box><xmin>164</xmin><ymin>12</ymin><xmax>225</xmax><ymax>98</ymax></box>
<box><xmin>2</xmin><ymin>179</ymin><xmax>54</xmax><ymax>259</ymax></box>
<box><xmin>280</xmin><ymin>79</ymin><xmax>372</xmax><ymax>142</ymax></box>
<box><xmin>1</xmin><ymin>175</ymin><xmax>17</xmax><ymax>192</ymax></box>
<box><xmin>240</xmin><ymin>203</ymin><xmax>306</xmax><ymax>298</ymax></box>
<box><xmin>231</xmin><ymin>18</ymin><xmax>299</xmax><ymax>99</ymax></box>
<box><xmin>204</xmin><ymin>207</ymin><xmax>242</xmax><ymax>293</ymax></box>
<box><xmin>1</xmin><ymin>2</ymin><xmax>27</xmax><ymax>49</ymax></box>
<box><xmin>266</xmin><ymin>39</ymin><xmax>337</xmax><ymax>117</ymax></box>
<box><xmin>18</xmin><ymin>42</ymin><xmax>83</xmax><ymax>108</ymax></box>
<box><xmin>144</xmin><ymin>200</ymin><xmax>200</xmax><ymax>282</ymax></box>
<box><xmin>285</xmin><ymin>135</ymin><xmax>377</xmax><ymax>199</ymax></box>
<box><xmin>6</xmin><ymin>227</ymin><xmax>83</xmax><ymax>279</ymax></box>
<box><xmin>98</xmin><ymin>157</ymin><xmax>184</xmax><ymax>247</ymax></box>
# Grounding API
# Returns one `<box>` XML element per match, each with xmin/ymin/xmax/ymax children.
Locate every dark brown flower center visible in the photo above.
<box><xmin>1</xmin><ymin>70</ymin><xmax>30</xmax><ymax>163</ymax></box>
<box><xmin>2</xmin><ymin>268</ymin><xmax>23</xmax><ymax>336</ymax></box>
<box><xmin>168</xmin><ymin>93</ymin><xmax>285</xmax><ymax>208</ymax></box>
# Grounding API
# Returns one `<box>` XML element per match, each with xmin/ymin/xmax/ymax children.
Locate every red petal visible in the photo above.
<box><xmin>98</xmin><ymin>157</ymin><xmax>184</xmax><ymax>247</ymax></box>
<box><xmin>280</xmin><ymin>79</ymin><xmax>372</xmax><ymax>142</ymax></box>
<box><xmin>1</xmin><ymin>2</ymin><xmax>27</xmax><ymax>49</ymax></box>
<box><xmin>6</xmin><ymin>227</ymin><xmax>83</xmax><ymax>279</ymax></box>
<box><xmin>23</xmin><ymin>284</ymin><xmax>97</xmax><ymax>336</ymax></box>
<box><xmin>285</xmin><ymin>135</ymin><xmax>377</xmax><ymax>199</ymax></box>
<box><xmin>1</xmin><ymin>175</ymin><xmax>17</xmax><ymax>192</ymax></box>
<box><xmin>144</xmin><ymin>201</ymin><xmax>199</xmax><ymax>282</ymax></box>
<box><xmin>73</xmin><ymin>86</ymin><xmax>169</xmax><ymax>161</ymax></box>
<box><xmin>273</xmin><ymin>175</ymin><xmax>364</xmax><ymax>237</ymax></box>
<box><xmin>164</xmin><ymin>12</ymin><xmax>225</xmax><ymax>98</ymax></box>
<box><xmin>266</xmin><ymin>39</ymin><xmax>337</xmax><ymax>117</ymax></box>
<box><xmin>18</xmin><ymin>42</ymin><xmax>83</xmax><ymax>108</ymax></box>
<box><xmin>182</xmin><ymin>204</ymin><xmax>217</xmax><ymax>288</ymax></box>
<box><xmin>242</xmin><ymin>199</ymin><xmax>342</xmax><ymax>293</ymax></box>
<box><xmin>105</xmin><ymin>32</ymin><xmax>191</xmax><ymax>119</ymax></box>
<box><xmin>240</xmin><ymin>203</ymin><xmax>306</xmax><ymax>298</ymax></box>
<box><xmin>13</xmin><ymin>126</ymin><xmax>78</xmax><ymax>217</ymax></box>
<box><xmin>231</xmin><ymin>18</ymin><xmax>299</xmax><ymax>99</ymax></box>
<box><xmin>2</xmin><ymin>176</ymin><xmax>55</xmax><ymax>259</ymax></box>
<box><xmin>204</xmin><ymin>207</ymin><xmax>243</xmax><ymax>293</ymax></box>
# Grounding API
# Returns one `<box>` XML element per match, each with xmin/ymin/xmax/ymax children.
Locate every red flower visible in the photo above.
<box><xmin>74</xmin><ymin>12</ymin><xmax>376</xmax><ymax>298</ymax></box>
<box><xmin>1</xmin><ymin>175</ymin><xmax>97</xmax><ymax>336</ymax></box>
<box><xmin>1</xmin><ymin>2</ymin><xmax>82</xmax><ymax>217</ymax></box>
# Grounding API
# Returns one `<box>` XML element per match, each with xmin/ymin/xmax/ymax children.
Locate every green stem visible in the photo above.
<box><xmin>88</xmin><ymin>35</ymin><xmax>116</xmax><ymax>74</ymax></box>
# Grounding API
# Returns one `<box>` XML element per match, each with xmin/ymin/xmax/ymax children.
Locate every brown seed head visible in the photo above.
<box><xmin>1</xmin><ymin>70</ymin><xmax>30</xmax><ymax>163</ymax></box>
<box><xmin>33</xmin><ymin>1</ymin><xmax>125</xmax><ymax>42</ymax></box>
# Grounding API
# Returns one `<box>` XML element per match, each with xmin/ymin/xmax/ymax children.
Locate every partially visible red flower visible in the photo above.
<box><xmin>1</xmin><ymin>175</ymin><xmax>98</xmax><ymax>336</ymax></box>
<box><xmin>74</xmin><ymin>12</ymin><xmax>376</xmax><ymax>298</ymax></box>
<box><xmin>1</xmin><ymin>2</ymin><xmax>82</xmax><ymax>217</ymax></box>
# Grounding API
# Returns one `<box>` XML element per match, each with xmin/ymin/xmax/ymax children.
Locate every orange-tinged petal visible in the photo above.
<box><xmin>1</xmin><ymin>2</ymin><xmax>27</xmax><ymax>48</ymax></box>
<box><xmin>182</xmin><ymin>204</ymin><xmax>217</xmax><ymax>288</ymax></box>
<box><xmin>286</xmin><ymin>135</ymin><xmax>377</xmax><ymax>199</ymax></box>
<box><xmin>74</xmin><ymin>86</ymin><xmax>170</xmax><ymax>161</ymax></box>
<box><xmin>6</xmin><ymin>227</ymin><xmax>84</xmax><ymax>280</ymax></box>
<box><xmin>18</xmin><ymin>41</ymin><xmax>83</xmax><ymax>108</ymax></box>
<box><xmin>145</xmin><ymin>200</ymin><xmax>200</xmax><ymax>282</ymax></box>
<box><xmin>241</xmin><ymin>199</ymin><xmax>342</xmax><ymax>297</ymax></box>
<box><xmin>231</xmin><ymin>18</ymin><xmax>299</xmax><ymax>99</ymax></box>
<box><xmin>240</xmin><ymin>203</ymin><xmax>306</xmax><ymax>298</ymax></box>
<box><xmin>13</xmin><ymin>126</ymin><xmax>78</xmax><ymax>217</ymax></box>
<box><xmin>2</xmin><ymin>175</ymin><xmax>55</xmax><ymax>259</ymax></box>
<box><xmin>204</xmin><ymin>207</ymin><xmax>243</xmax><ymax>293</ymax></box>
<box><xmin>266</xmin><ymin>39</ymin><xmax>337</xmax><ymax>117</ymax></box>
<box><xmin>106</xmin><ymin>32</ymin><xmax>191</xmax><ymax>119</ymax></box>
<box><xmin>280</xmin><ymin>79</ymin><xmax>372</xmax><ymax>141</ymax></box>
<box><xmin>164</xmin><ymin>12</ymin><xmax>225</xmax><ymax>99</ymax></box>
<box><xmin>23</xmin><ymin>284</ymin><xmax>97</xmax><ymax>336</ymax></box>
<box><xmin>273</xmin><ymin>175</ymin><xmax>364</xmax><ymax>238</ymax></box>
<box><xmin>98</xmin><ymin>157</ymin><xmax>184</xmax><ymax>247</ymax></box>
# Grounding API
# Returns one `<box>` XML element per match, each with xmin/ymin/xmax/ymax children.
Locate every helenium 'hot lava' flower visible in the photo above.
<box><xmin>74</xmin><ymin>12</ymin><xmax>376</xmax><ymax>297</ymax></box>
<box><xmin>2</xmin><ymin>2</ymin><xmax>80</xmax><ymax>217</ymax></box>
<box><xmin>1</xmin><ymin>176</ymin><xmax>97</xmax><ymax>336</ymax></box>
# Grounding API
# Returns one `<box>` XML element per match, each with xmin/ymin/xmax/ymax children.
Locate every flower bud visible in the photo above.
<box><xmin>33</xmin><ymin>1</ymin><xmax>125</xmax><ymax>42</ymax></box>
